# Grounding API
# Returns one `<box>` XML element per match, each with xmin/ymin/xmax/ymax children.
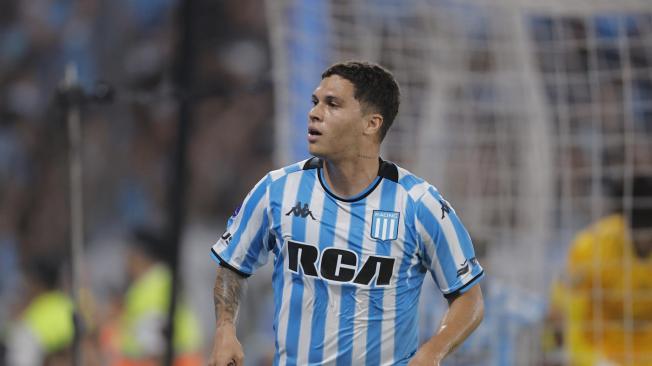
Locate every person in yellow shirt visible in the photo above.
<box><xmin>112</xmin><ymin>228</ymin><xmax>203</xmax><ymax>366</ymax></box>
<box><xmin>4</xmin><ymin>256</ymin><xmax>74</xmax><ymax>366</ymax></box>
<box><xmin>560</xmin><ymin>176</ymin><xmax>652</xmax><ymax>366</ymax></box>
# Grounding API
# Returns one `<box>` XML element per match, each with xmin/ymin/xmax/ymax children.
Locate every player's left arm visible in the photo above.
<box><xmin>409</xmin><ymin>284</ymin><xmax>484</xmax><ymax>366</ymax></box>
<box><xmin>411</xmin><ymin>186</ymin><xmax>485</xmax><ymax>365</ymax></box>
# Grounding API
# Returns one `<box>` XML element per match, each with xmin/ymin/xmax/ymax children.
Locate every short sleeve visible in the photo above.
<box><xmin>415</xmin><ymin>186</ymin><xmax>484</xmax><ymax>298</ymax></box>
<box><xmin>211</xmin><ymin>174</ymin><xmax>272</xmax><ymax>276</ymax></box>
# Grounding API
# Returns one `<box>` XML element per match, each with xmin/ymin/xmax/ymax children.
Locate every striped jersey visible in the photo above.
<box><xmin>211</xmin><ymin>157</ymin><xmax>484</xmax><ymax>366</ymax></box>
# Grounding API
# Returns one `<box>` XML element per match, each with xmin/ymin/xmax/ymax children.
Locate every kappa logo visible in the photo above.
<box><xmin>220</xmin><ymin>231</ymin><xmax>232</xmax><ymax>245</ymax></box>
<box><xmin>457</xmin><ymin>259</ymin><xmax>470</xmax><ymax>276</ymax></box>
<box><xmin>456</xmin><ymin>257</ymin><xmax>477</xmax><ymax>277</ymax></box>
<box><xmin>439</xmin><ymin>199</ymin><xmax>451</xmax><ymax>219</ymax></box>
<box><xmin>285</xmin><ymin>202</ymin><xmax>316</xmax><ymax>220</ymax></box>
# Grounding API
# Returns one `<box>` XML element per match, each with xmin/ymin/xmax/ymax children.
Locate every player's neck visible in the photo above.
<box><xmin>322</xmin><ymin>153</ymin><xmax>380</xmax><ymax>198</ymax></box>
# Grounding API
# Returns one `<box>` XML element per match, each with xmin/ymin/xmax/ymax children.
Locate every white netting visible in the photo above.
<box><xmin>266</xmin><ymin>1</ymin><xmax>652</xmax><ymax>364</ymax></box>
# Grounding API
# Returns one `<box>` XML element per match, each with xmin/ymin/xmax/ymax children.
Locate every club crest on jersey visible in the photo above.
<box><xmin>371</xmin><ymin>210</ymin><xmax>400</xmax><ymax>241</ymax></box>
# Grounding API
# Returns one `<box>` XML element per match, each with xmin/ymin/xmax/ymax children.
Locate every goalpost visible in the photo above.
<box><xmin>265</xmin><ymin>1</ymin><xmax>652</xmax><ymax>363</ymax></box>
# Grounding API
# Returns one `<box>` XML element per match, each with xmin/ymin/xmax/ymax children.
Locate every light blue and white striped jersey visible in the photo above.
<box><xmin>211</xmin><ymin>157</ymin><xmax>484</xmax><ymax>366</ymax></box>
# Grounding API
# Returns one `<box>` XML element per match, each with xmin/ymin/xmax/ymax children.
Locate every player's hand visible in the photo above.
<box><xmin>208</xmin><ymin>323</ymin><xmax>244</xmax><ymax>366</ymax></box>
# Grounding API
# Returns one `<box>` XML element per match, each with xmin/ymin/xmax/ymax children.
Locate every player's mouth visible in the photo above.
<box><xmin>308</xmin><ymin>127</ymin><xmax>322</xmax><ymax>143</ymax></box>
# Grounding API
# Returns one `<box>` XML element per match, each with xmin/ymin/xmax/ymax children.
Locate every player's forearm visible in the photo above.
<box><xmin>420</xmin><ymin>285</ymin><xmax>484</xmax><ymax>361</ymax></box>
<box><xmin>213</xmin><ymin>266</ymin><xmax>247</xmax><ymax>327</ymax></box>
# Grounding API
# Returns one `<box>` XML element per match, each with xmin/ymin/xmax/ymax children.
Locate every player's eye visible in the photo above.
<box><xmin>311</xmin><ymin>98</ymin><xmax>318</xmax><ymax>106</ymax></box>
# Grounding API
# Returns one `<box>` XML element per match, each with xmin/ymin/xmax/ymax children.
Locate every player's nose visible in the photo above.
<box><xmin>309</xmin><ymin>104</ymin><xmax>323</xmax><ymax>123</ymax></box>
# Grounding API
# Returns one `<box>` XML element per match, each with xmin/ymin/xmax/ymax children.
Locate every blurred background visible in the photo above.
<box><xmin>0</xmin><ymin>0</ymin><xmax>651</xmax><ymax>365</ymax></box>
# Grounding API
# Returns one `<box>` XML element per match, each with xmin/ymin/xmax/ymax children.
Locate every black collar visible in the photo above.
<box><xmin>302</xmin><ymin>156</ymin><xmax>399</xmax><ymax>202</ymax></box>
<box><xmin>302</xmin><ymin>157</ymin><xmax>398</xmax><ymax>182</ymax></box>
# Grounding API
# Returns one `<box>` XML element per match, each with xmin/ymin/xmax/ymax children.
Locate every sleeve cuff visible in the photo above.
<box><xmin>443</xmin><ymin>270</ymin><xmax>484</xmax><ymax>299</ymax></box>
<box><xmin>210</xmin><ymin>248</ymin><xmax>252</xmax><ymax>278</ymax></box>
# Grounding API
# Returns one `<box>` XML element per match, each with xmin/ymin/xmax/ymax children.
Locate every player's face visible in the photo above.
<box><xmin>308</xmin><ymin>75</ymin><xmax>366</xmax><ymax>160</ymax></box>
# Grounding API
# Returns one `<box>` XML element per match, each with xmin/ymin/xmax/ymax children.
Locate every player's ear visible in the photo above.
<box><xmin>364</xmin><ymin>113</ymin><xmax>383</xmax><ymax>139</ymax></box>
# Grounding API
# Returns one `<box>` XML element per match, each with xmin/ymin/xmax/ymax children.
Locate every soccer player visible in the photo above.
<box><xmin>556</xmin><ymin>176</ymin><xmax>652</xmax><ymax>365</ymax></box>
<box><xmin>208</xmin><ymin>61</ymin><xmax>484</xmax><ymax>366</ymax></box>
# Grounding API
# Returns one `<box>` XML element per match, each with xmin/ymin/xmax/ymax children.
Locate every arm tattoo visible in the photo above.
<box><xmin>214</xmin><ymin>266</ymin><xmax>247</xmax><ymax>325</ymax></box>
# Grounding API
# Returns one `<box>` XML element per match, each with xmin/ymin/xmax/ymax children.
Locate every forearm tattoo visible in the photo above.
<box><xmin>214</xmin><ymin>266</ymin><xmax>247</xmax><ymax>325</ymax></box>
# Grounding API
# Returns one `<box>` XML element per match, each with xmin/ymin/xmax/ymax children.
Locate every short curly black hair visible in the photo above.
<box><xmin>321</xmin><ymin>61</ymin><xmax>400</xmax><ymax>142</ymax></box>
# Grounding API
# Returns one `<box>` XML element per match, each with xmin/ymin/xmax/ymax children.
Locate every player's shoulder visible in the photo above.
<box><xmin>265</xmin><ymin>158</ymin><xmax>317</xmax><ymax>182</ymax></box>
<box><xmin>569</xmin><ymin>214</ymin><xmax>626</xmax><ymax>264</ymax></box>
<box><xmin>574</xmin><ymin>214</ymin><xmax>625</xmax><ymax>244</ymax></box>
<box><xmin>394</xmin><ymin>164</ymin><xmax>438</xmax><ymax>202</ymax></box>
<box><xmin>593</xmin><ymin>214</ymin><xmax>626</xmax><ymax>237</ymax></box>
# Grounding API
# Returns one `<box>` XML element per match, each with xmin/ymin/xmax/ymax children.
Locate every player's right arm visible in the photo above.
<box><xmin>209</xmin><ymin>265</ymin><xmax>247</xmax><ymax>366</ymax></box>
<box><xmin>209</xmin><ymin>174</ymin><xmax>271</xmax><ymax>366</ymax></box>
<box><xmin>209</xmin><ymin>174</ymin><xmax>274</xmax><ymax>366</ymax></box>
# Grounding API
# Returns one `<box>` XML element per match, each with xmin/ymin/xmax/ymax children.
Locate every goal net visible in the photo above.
<box><xmin>265</xmin><ymin>0</ymin><xmax>652</xmax><ymax>364</ymax></box>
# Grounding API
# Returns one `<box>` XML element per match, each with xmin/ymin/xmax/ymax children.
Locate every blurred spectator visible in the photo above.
<box><xmin>3</xmin><ymin>255</ymin><xmax>74</xmax><ymax>366</ymax></box>
<box><xmin>110</xmin><ymin>228</ymin><xmax>202</xmax><ymax>366</ymax></box>
<box><xmin>0</xmin><ymin>1</ymin><xmax>274</xmax><ymax>359</ymax></box>
<box><xmin>553</xmin><ymin>176</ymin><xmax>652</xmax><ymax>365</ymax></box>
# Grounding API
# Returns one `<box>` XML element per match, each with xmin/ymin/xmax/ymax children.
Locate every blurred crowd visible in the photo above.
<box><xmin>1</xmin><ymin>1</ymin><xmax>651</xmax><ymax>365</ymax></box>
<box><xmin>530</xmin><ymin>14</ymin><xmax>652</xmax><ymax>216</ymax></box>
<box><xmin>0</xmin><ymin>0</ymin><xmax>275</xmax><ymax>364</ymax></box>
<box><xmin>530</xmin><ymin>15</ymin><xmax>652</xmax><ymax>366</ymax></box>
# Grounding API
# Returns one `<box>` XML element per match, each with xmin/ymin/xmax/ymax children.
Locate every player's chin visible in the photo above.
<box><xmin>308</xmin><ymin>144</ymin><xmax>325</xmax><ymax>157</ymax></box>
